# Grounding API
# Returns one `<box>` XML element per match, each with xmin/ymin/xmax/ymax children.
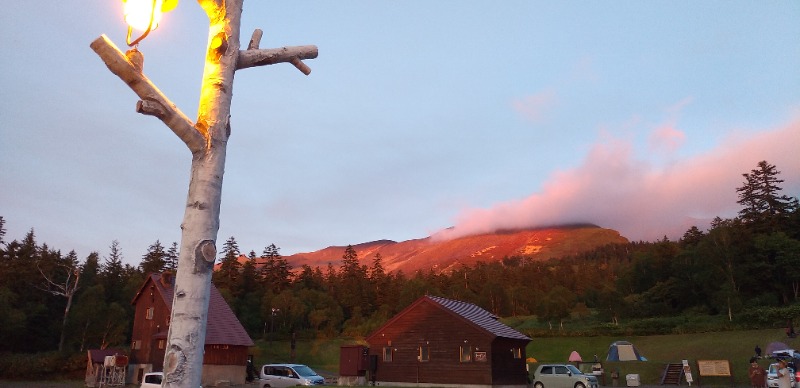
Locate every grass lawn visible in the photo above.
<box><xmin>6</xmin><ymin>328</ymin><xmax>799</xmax><ymax>387</ymax></box>
<box><xmin>529</xmin><ymin>328</ymin><xmax>800</xmax><ymax>386</ymax></box>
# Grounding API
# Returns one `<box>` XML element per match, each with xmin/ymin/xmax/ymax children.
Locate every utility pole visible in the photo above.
<box><xmin>90</xmin><ymin>1</ymin><xmax>317</xmax><ymax>387</ymax></box>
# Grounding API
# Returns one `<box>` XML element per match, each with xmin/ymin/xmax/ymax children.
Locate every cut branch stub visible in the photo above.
<box><xmin>236</xmin><ymin>45</ymin><xmax>318</xmax><ymax>72</ymax></box>
<box><xmin>193</xmin><ymin>239</ymin><xmax>216</xmax><ymax>273</ymax></box>
<box><xmin>136</xmin><ymin>100</ymin><xmax>167</xmax><ymax>119</ymax></box>
<box><xmin>248</xmin><ymin>29</ymin><xmax>263</xmax><ymax>50</ymax></box>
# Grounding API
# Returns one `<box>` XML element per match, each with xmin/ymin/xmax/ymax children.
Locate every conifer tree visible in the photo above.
<box><xmin>214</xmin><ymin>236</ymin><xmax>242</xmax><ymax>292</ymax></box>
<box><xmin>139</xmin><ymin>240</ymin><xmax>167</xmax><ymax>275</ymax></box>
<box><xmin>101</xmin><ymin>240</ymin><xmax>125</xmax><ymax>304</ymax></box>
<box><xmin>737</xmin><ymin>160</ymin><xmax>799</xmax><ymax>232</ymax></box>
<box><xmin>165</xmin><ymin>242</ymin><xmax>179</xmax><ymax>271</ymax></box>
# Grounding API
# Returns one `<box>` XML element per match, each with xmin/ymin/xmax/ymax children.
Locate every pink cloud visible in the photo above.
<box><xmin>512</xmin><ymin>90</ymin><xmax>556</xmax><ymax>123</ymax></box>
<box><xmin>649</xmin><ymin>124</ymin><xmax>686</xmax><ymax>154</ymax></box>
<box><xmin>433</xmin><ymin>116</ymin><xmax>800</xmax><ymax>242</ymax></box>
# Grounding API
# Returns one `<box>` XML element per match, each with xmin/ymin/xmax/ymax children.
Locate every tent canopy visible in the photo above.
<box><xmin>765</xmin><ymin>342</ymin><xmax>792</xmax><ymax>356</ymax></box>
<box><xmin>606</xmin><ymin>340</ymin><xmax>646</xmax><ymax>361</ymax></box>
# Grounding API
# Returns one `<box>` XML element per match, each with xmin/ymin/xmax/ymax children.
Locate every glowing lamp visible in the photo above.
<box><xmin>123</xmin><ymin>0</ymin><xmax>178</xmax><ymax>46</ymax></box>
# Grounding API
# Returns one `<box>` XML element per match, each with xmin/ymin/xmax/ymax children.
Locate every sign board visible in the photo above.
<box><xmin>475</xmin><ymin>352</ymin><xmax>487</xmax><ymax>362</ymax></box>
<box><xmin>697</xmin><ymin>360</ymin><xmax>731</xmax><ymax>377</ymax></box>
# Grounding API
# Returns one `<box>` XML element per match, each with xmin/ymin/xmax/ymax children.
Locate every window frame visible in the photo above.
<box><xmin>460</xmin><ymin>345</ymin><xmax>472</xmax><ymax>362</ymax></box>
<box><xmin>418</xmin><ymin>345</ymin><xmax>430</xmax><ymax>362</ymax></box>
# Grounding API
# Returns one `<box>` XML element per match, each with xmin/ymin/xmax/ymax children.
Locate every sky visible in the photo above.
<box><xmin>2</xmin><ymin>1</ymin><xmax>799</xmax><ymax>267</ymax></box>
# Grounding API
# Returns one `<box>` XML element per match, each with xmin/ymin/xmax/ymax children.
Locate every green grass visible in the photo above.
<box><xmin>6</xmin><ymin>328</ymin><xmax>799</xmax><ymax>387</ymax></box>
<box><xmin>251</xmin><ymin>336</ymin><xmax>368</xmax><ymax>377</ymax></box>
<box><xmin>252</xmin><ymin>328</ymin><xmax>799</xmax><ymax>386</ymax></box>
<box><xmin>529</xmin><ymin>328</ymin><xmax>800</xmax><ymax>386</ymax></box>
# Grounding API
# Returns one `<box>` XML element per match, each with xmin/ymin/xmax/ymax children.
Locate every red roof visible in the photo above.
<box><xmin>133</xmin><ymin>273</ymin><xmax>254</xmax><ymax>347</ymax></box>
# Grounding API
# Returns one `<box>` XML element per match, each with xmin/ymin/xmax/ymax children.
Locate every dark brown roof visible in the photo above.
<box><xmin>427</xmin><ymin>295</ymin><xmax>531</xmax><ymax>341</ymax></box>
<box><xmin>87</xmin><ymin>349</ymin><xmax>125</xmax><ymax>364</ymax></box>
<box><xmin>367</xmin><ymin>295</ymin><xmax>531</xmax><ymax>343</ymax></box>
<box><xmin>133</xmin><ymin>273</ymin><xmax>254</xmax><ymax>347</ymax></box>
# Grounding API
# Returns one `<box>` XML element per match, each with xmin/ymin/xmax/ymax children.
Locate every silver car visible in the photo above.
<box><xmin>767</xmin><ymin>363</ymin><xmax>796</xmax><ymax>388</ymax></box>
<box><xmin>259</xmin><ymin>363</ymin><xmax>325</xmax><ymax>387</ymax></box>
<box><xmin>533</xmin><ymin>364</ymin><xmax>599</xmax><ymax>388</ymax></box>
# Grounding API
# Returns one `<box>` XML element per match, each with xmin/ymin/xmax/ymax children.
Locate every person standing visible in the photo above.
<box><xmin>749</xmin><ymin>358</ymin><xmax>766</xmax><ymax>388</ymax></box>
<box><xmin>777</xmin><ymin>360</ymin><xmax>792</xmax><ymax>388</ymax></box>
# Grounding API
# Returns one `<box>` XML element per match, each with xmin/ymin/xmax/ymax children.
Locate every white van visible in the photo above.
<box><xmin>259</xmin><ymin>363</ymin><xmax>325</xmax><ymax>387</ymax></box>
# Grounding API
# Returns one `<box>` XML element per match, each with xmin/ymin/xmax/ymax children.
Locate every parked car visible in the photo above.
<box><xmin>259</xmin><ymin>363</ymin><xmax>325</xmax><ymax>387</ymax></box>
<box><xmin>140</xmin><ymin>372</ymin><xmax>202</xmax><ymax>388</ymax></box>
<box><xmin>532</xmin><ymin>364</ymin><xmax>599</xmax><ymax>388</ymax></box>
<box><xmin>767</xmin><ymin>363</ymin><xmax>796</xmax><ymax>388</ymax></box>
<box><xmin>140</xmin><ymin>372</ymin><xmax>163</xmax><ymax>388</ymax></box>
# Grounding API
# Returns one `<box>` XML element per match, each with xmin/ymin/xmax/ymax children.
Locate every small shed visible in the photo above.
<box><xmin>85</xmin><ymin>349</ymin><xmax>127</xmax><ymax>387</ymax></box>
<box><xmin>366</xmin><ymin>295</ymin><xmax>531</xmax><ymax>387</ymax></box>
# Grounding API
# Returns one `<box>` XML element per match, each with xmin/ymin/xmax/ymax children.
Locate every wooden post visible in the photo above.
<box><xmin>90</xmin><ymin>1</ymin><xmax>317</xmax><ymax>386</ymax></box>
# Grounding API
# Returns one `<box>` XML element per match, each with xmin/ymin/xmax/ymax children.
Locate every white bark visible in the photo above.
<box><xmin>37</xmin><ymin>262</ymin><xmax>80</xmax><ymax>353</ymax></box>
<box><xmin>91</xmin><ymin>0</ymin><xmax>316</xmax><ymax>386</ymax></box>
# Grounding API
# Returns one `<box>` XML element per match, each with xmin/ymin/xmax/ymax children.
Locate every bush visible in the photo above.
<box><xmin>0</xmin><ymin>351</ymin><xmax>85</xmax><ymax>379</ymax></box>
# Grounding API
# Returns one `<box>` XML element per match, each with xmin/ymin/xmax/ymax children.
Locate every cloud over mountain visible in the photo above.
<box><xmin>434</xmin><ymin>115</ymin><xmax>800</xmax><ymax>242</ymax></box>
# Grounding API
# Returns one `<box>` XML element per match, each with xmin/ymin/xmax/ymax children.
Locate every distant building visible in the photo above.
<box><xmin>128</xmin><ymin>272</ymin><xmax>254</xmax><ymax>386</ymax></box>
<box><xmin>366</xmin><ymin>295</ymin><xmax>531</xmax><ymax>387</ymax></box>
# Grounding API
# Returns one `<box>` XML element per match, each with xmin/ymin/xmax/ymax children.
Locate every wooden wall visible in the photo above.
<box><xmin>130</xmin><ymin>282</ymin><xmax>171</xmax><ymax>368</ymax></box>
<box><xmin>367</xmin><ymin>300</ymin><xmax>495</xmax><ymax>385</ymax></box>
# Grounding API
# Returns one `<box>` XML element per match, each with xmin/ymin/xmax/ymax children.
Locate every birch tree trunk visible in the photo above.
<box><xmin>161</xmin><ymin>1</ymin><xmax>241</xmax><ymax>387</ymax></box>
<box><xmin>91</xmin><ymin>0</ymin><xmax>317</xmax><ymax>386</ymax></box>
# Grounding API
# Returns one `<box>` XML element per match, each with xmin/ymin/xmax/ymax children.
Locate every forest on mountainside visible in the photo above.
<box><xmin>1</xmin><ymin>160</ymin><xmax>798</xmax><ymax>355</ymax></box>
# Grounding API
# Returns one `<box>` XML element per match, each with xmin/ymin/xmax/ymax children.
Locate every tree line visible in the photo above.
<box><xmin>1</xmin><ymin>160</ymin><xmax>798</xmax><ymax>354</ymax></box>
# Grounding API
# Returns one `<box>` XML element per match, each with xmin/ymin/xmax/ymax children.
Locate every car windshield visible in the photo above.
<box><xmin>293</xmin><ymin>365</ymin><xmax>318</xmax><ymax>377</ymax></box>
<box><xmin>567</xmin><ymin>365</ymin><xmax>584</xmax><ymax>375</ymax></box>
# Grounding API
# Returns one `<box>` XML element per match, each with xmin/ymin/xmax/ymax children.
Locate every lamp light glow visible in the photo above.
<box><xmin>124</xmin><ymin>0</ymin><xmax>164</xmax><ymax>32</ymax></box>
<box><xmin>122</xmin><ymin>0</ymin><xmax>177</xmax><ymax>47</ymax></box>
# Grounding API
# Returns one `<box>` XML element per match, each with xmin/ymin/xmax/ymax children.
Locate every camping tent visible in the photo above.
<box><xmin>765</xmin><ymin>342</ymin><xmax>791</xmax><ymax>356</ymax></box>
<box><xmin>569</xmin><ymin>351</ymin><xmax>582</xmax><ymax>362</ymax></box>
<box><xmin>606</xmin><ymin>341</ymin><xmax>646</xmax><ymax>361</ymax></box>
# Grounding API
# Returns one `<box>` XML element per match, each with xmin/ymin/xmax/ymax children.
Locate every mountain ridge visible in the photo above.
<box><xmin>284</xmin><ymin>224</ymin><xmax>628</xmax><ymax>274</ymax></box>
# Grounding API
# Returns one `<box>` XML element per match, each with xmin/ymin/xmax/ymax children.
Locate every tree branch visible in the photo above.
<box><xmin>237</xmin><ymin>45</ymin><xmax>318</xmax><ymax>74</ymax></box>
<box><xmin>36</xmin><ymin>262</ymin><xmax>80</xmax><ymax>297</ymax></box>
<box><xmin>90</xmin><ymin>35</ymin><xmax>207</xmax><ymax>154</ymax></box>
<box><xmin>248</xmin><ymin>29</ymin><xmax>263</xmax><ymax>50</ymax></box>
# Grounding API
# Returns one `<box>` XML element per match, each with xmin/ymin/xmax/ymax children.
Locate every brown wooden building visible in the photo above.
<box><xmin>128</xmin><ymin>272</ymin><xmax>254</xmax><ymax>386</ymax></box>
<box><xmin>366</xmin><ymin>295</ymin><xmax>531</xmax><ymax>387</ymax></box>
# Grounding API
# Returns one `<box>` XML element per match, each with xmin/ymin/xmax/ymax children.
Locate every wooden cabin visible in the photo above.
<box><xmin>366</xmin><ymin>295</ymin><xmax>531</xmax><ymax>387</ymax></box>
<box><xmin>128</xmin><ymin>272</ymin><xmax>254</xmax><ymax>386</ymax></box>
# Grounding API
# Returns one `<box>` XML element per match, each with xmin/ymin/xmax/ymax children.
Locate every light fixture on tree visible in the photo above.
<box><xmin>123</xmin><ymin>0</ymin><xmax>178</xmax><ymax>46</ymax></box>
<box><xmin>91</xmin><ymin>0</ymin><xmax>317</xmax><ymax>384</ymax></box>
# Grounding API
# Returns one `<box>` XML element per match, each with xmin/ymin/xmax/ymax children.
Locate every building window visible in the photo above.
<box><xmin>418</xmin><ymin>346</ymin><xmax>430</xmax><ymax>362</ymax></box>
<box><xmin>460</xmin><ymin>345</ymin><xmax>472</xmax><ymax>362</ymax></box>
<box><xmin>383</xmin><ymin>347</ymin><xmax>393</xmax><ymax>362</ymax></box>
<box><xmin>511</xmin><ymin>347</ymin><xmax>522</xmax><ymax>359</ymax></box>
<box><xmin>132</xmin><ymin>340</ymin><xmax>141</xmax><ymax>350</ymax></box>
<box><xmin>158</xmin><ymin>340</ymin><xmax>165</xmax><ymax>349</ymax></box>
<box><xmin>145</xmin><ymin>307</ymin><xmax>154</xmax><ymax>320</ymax></box>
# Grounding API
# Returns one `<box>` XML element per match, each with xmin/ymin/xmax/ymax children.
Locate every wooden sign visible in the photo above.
<box><xmin>475</xmin><ymin>352</ymin><xmax>487</xmax><ymax>362</ymax></box>
<box><xmin>697</xmin><ymin>360</ymin><xmax>731</xmax><ymax>376</ymax></box>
